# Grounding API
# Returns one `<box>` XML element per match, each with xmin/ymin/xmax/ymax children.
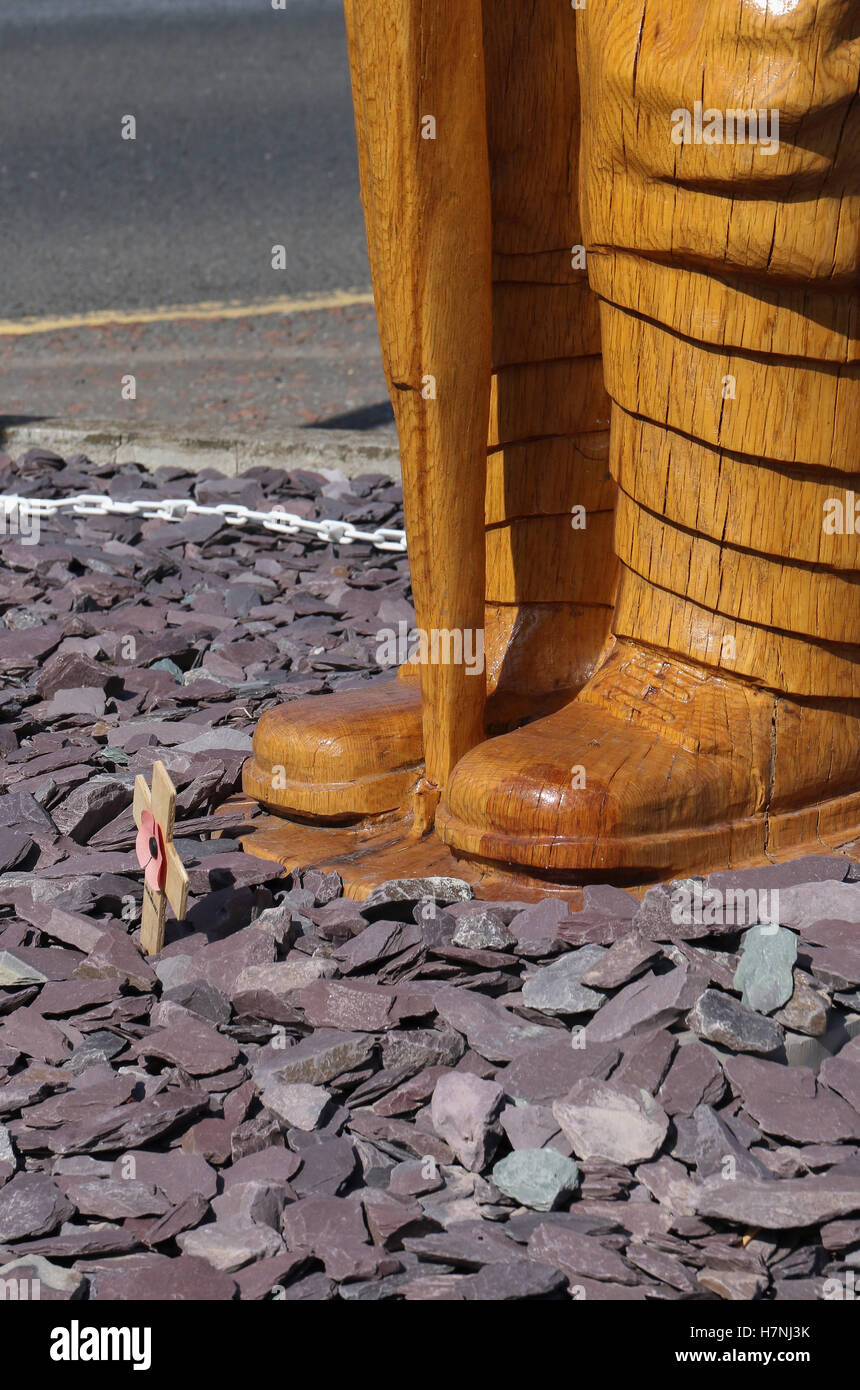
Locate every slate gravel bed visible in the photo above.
<box><xmin>0</xmin><ymin>448</ymin><xmax>859</xmax><ymax>1302</ymax></box>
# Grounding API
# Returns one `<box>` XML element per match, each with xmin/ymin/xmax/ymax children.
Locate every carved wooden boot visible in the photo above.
<box><xmin>435</xmin><ymin>0</ymin><xmax>860</xmax><ymax>883</ymax></box>
<box><xmin>242</xmin><ymin>411</ymin><xmax>614</xmax><ymax>826</ymax></box>
<box><xmin>438</xmin><ymin>378</ymin><xmax>860</xmax><ymax>882</ymax></box>
<box><xmin>243</xmin><ymin>0</ymin><xmax>615</xmax><ymax>828</ymax></box>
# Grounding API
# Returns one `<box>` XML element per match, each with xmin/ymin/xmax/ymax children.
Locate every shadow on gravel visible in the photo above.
<box><xmin>311</xmin><ymin>401</ymin><xmax>395</xmax><ymax>431</ymax></box>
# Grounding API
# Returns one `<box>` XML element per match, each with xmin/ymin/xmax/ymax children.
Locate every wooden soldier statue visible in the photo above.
<box><xmin>243</xmin><ymin>0</ymin><xmax>859</xmax><ymax>893</ymax></box>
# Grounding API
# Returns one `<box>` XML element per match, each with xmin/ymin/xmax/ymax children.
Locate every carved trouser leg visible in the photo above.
<box><xmin>481</xmin><ymin>1</ymin><xmax>615</xmax><ymax>724</ymax></box>
<box><xmin>438</xmin><ymin>0</ymin><xmax>860</xmax><ymax>878</ymax></box>
<box><xmin>245</xmin><ymin>0</ymin><xmax>613</xmax><ymax>823</ymax></box>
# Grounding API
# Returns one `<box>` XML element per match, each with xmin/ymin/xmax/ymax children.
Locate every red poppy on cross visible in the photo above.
<box><xmin>133</xmin><ymin>760</ymin><xmax>189</xmax><ymax>955</ymax></box>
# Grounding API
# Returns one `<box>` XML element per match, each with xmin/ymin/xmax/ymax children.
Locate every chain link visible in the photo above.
<box><xmin>0</xmin><ymin>492</ymin><xmax>407</xmax><ymax>552</ymax></box>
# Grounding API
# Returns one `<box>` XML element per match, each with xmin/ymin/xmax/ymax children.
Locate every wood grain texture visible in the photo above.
<box><xmin>344</xmin><ymin>0</ymin><xmax>491</xmax><ymax>790</ymax></box>
<box><xmin>486</xmin><ymin>513</ymin><xmax>616</xmax><ymax>606</ymax></box>
<box><xmin>437</xmin><ymin>639</ymin><xmax>860</xmax><ymax>879</ymax></box>
<box><xmin>601</xmin><ymin>307</ymin><xmax>859</xmax><ymax>471</ymax></box>
<box><xmin>484</xmin><ymin>433</ymin><xmax>613</xmax><ymax>526</ymax></box>
<box><xmin>611</xmin><ymin>413</ymin><xmax>860</xmax><ymax>568</ymax></box>
<box><xmin>614</xmin><ymin>493</ymin><xmax>860</xmax><ymax>645</ymax></box>
<box><xmin>244</xmin><ymin>0</ymin><xmax>614</xmax><ymax>828</ymax></box>
<box><xmin>244</xmin><ymin>680</ymin><xmax>425</xmax><ymax>821</ymax></box>
<box><xmin>481</xmin><ymin>0</ymin><xmax>615</xmax><ymax>719</ymax></box>
<box><xmin>436</xmin><ymin>0</ymin><xmax>860</xmax><ymax>879</ymax></box>
<box><xmin>612</xmin><ymin>572</ymin><xmax>860</xmax><ymax>699</ymax></box>
<box><xmin>239</xmin><ymin>811</ymin><xmax>586</xmax><ymax>906</ymax></box>
<box><xmin>577</xmin><ymin>0</ymin><xmax>860</xmax><ymax>287</ymax></box>
<box><xmin>246</xmin><ymin>0</ymin><xmax>860</xmax><ymax>889</ymax></box>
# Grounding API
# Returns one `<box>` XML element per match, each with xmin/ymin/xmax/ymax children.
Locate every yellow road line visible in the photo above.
<box><xmin>0</xmin><ymin>290</ymin><xmax>375</xmax><ymax>337</ymax></box>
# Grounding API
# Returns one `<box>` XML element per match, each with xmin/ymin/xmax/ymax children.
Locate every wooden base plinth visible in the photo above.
<box><xmin>239</xmin><ymin>811</ymin><xmax>584</xmax><ymax>907</ymax></box>
<box><xmin>236</xmin><ymin>803</ymin><xmax>857</xmax><ymax>905</ymax></box>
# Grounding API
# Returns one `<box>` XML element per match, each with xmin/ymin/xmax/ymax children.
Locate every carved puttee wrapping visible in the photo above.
<box><xmin>575</xmin><ymin>0</ymin><xmax>860</xmax><ymax>699</ymax></box>
<box><xmin>600</xmin><ymin>300</ymin><xmax>860</xmax><ymax>698</ymax></box>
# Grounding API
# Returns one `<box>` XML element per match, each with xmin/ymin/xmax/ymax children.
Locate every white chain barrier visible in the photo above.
<box><xmin>0</xmin><ymin>492</ymin><xmax>408</xmax><ymax>553</ymax></box>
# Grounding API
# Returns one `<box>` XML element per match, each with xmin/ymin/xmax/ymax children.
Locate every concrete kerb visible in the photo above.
<box><xmin>0</xmin><ymin>419</ymin><xmax>402</xmax><ymax>482</ymax></box>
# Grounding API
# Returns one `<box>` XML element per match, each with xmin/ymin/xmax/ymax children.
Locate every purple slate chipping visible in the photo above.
<box><xmin>430</xmin><ymin>1072</ymin><xmax>504</xmax><ymax>1172</ymax></box>
<box><xmin>0</xmin><ymin>1173</ymin><xmax>75</xmax><ymax>1242</ymax></box>
<box><xmin>686</xmin><ymin>989</ymin><xmax>785</xmax><ymax>1054</ymax></box>
<box><xmin>552</xmin><ymin>1079</ymin><xmax>670</xmax><ymax>1165</ymax></box>
<box><xmin>137</xmin><ymin>1015</ymin><xmax>240</xmax><ymax>1075</ymax></box>
<box><xmin>584</xmin><ymin>965</ymin><xmax>707</xmax><ymax>1044</ymax></box>
<box><xmin>694</xmin><ymin>1176</ymin><xmax>860</xmax><ymax>1228</ymax></box>
<box><xmin>0</xmin><ymin>448</ymin><xmax>858</xmax><ymax>1301</ymax></box>
<box><xmin>657</xmin><ymin>1040</ymin><xmax>726</xmax><ymax>1116</ymax></box>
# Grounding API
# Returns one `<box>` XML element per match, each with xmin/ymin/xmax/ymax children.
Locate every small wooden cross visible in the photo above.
<box><xmin>133</xmin><ymin>760</ymin><xmax>189</xmax><ymax>955</ymax></box>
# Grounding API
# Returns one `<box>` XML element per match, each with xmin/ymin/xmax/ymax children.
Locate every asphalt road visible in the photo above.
<box><xmin>0</xmin><ymin>0</ymin><xmax>371</xmax><ymax>318</ymax></box>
